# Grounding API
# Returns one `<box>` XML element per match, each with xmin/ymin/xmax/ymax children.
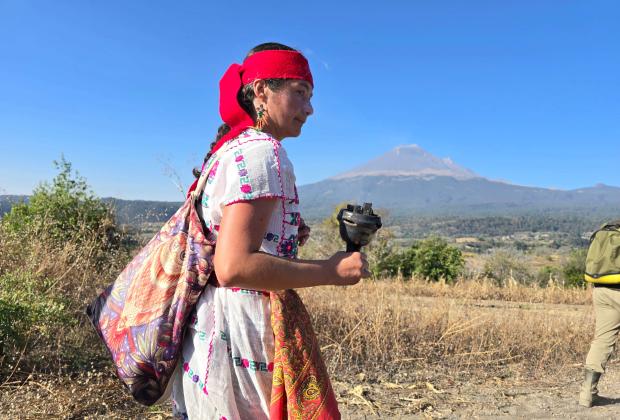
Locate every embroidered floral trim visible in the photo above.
<box><xmin>231</xmin><ymin>356</ymin><xmax>274</xmax><ymax>373</ymax></box>
<box><xmin>264</xmin><ymin>231</ymin><xmax>280</xmax><ymax>243</ymax></box>
<box><xmin>223</xmin><ymin>193</ymin><xmax>289</xmax><ymax>207</ymax></box>
<box><xmin>201</xmin><ymin>303</ymin><xmax>217</xmax><ymax>395</ymax></box>
<box><xmin>218</xmin><ymin>136</ymin><xmax>298</xmax><ymax>203</ymax></box>
<box><xmin>277</xmin><ymin>234</ymin><xmax>299</xmax><ymax>258</ymax></box>
<box><xmin>207</xmin><ymin>159</ymin><xmax>220</xmax><ymax>184</ymax></box>
<box><xmin>182</xmin><ymin>361</ymin><xmax>207</xmax><ymax>395</ymax></box>
<box><xmin>230</xmin><ymin>287</ymin><xmax>270</xmax><ymax>297</ymax></box>
<box><xmin>285</xmin><ymin>211</ymin><xmax>301</xmax><ymax>226</ymax></box>
<box><xmin>233</xmin><ymin>149</ymin><xmax>253</xmax><ymax>199</ymax></box>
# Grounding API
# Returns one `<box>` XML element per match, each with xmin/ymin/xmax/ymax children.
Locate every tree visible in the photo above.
<box><xmin>1</xmin><ymin>156</ymin><xmax>117</xmax><ymax>248</ymax></box>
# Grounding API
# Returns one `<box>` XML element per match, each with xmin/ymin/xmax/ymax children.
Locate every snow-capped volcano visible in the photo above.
<box><xmin>332</xmin><ymin>144</ymin><xmax>479</xmax><ymax>180</ymax></box>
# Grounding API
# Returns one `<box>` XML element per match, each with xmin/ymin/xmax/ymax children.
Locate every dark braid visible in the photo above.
<box><xmin>193</xmin><ymin>42</ymin><xmax>295</xmax><ymax>178</ymax></box>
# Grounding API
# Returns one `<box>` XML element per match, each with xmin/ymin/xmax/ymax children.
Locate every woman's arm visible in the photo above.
<box><xmin>213</xmin><ymin>198</ymin><xmax>368</xmax><ymax>290</ymax></box>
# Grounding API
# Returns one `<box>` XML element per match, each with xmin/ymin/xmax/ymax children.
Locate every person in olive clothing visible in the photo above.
<box><xmin>579</xmin><ymin>220</ymin><xmax>620</xmax><ymax>408</ymax></box>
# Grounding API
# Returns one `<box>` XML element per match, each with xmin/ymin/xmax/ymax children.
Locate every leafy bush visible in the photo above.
<box><xmin>0</xmin><ymin>272</ymin><xmax>73</xmax><ymax>374</ymax></box>
<box><xmin>1</xmin><ymin>156</ymin><xmax>116</xmax><ymax>248</ymax></box>
<box><xmin>374</xmin><ymin>236</ymin><xmax>464</xmax><ymax>282</ymax></box>
<box><xmin>414</xmin><ymin>237</ymin><xmax>465</xmax><ymax>282</ymax></box>
<box><xmin>373</xmin><ymin>243</ymin><xmax>416</xmax><ymax>278</ymax></box>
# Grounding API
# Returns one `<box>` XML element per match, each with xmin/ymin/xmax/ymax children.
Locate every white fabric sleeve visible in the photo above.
<box><xmin>218</xmin><ymin>139</ymin><xmax>296</xmax><ymax>206</ymax></box>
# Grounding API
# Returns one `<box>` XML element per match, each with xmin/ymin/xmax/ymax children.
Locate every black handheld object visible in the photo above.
<box><xmin>337</xmin><ymin>203</ymin><xmax>382</xmax><ymax>252</ymax></box>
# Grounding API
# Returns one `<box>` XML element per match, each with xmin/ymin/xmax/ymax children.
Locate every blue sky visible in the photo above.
<box><xmin>1</xmin><ymin>0</ymin><xmax>618</xmax><ymax>201</ymax></box>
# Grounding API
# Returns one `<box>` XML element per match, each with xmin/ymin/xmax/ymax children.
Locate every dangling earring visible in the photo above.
<box><xmin>255</xmin><ymin>104</ymin><xmax>268</xmax><ymax>131</ymax></box>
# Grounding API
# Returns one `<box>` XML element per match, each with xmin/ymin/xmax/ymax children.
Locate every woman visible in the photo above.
<box><xmin>171</xmin><ymin>43</ymin><xmax>369</xmax><ymax>419</ymax></box>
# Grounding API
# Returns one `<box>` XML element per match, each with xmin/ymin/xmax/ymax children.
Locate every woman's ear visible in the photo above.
<box><xmin>252</xmin><ymin>79</ymin><xmax>268</xmax><ymax>102</ymax></box>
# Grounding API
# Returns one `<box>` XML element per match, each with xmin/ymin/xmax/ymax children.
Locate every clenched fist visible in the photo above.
<box><xmin>325</xmin><ymin>251</ymin><xmax>370</xmax><ymax>286</ymax></box>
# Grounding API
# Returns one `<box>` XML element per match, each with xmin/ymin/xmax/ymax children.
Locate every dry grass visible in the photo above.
<box><xmin>372</xmin><ymin>276</ymin><xmax>592</xmax><ymax>305</ymax></box>
<box><xmin>300</xmin><ymin>278</ymin><xmax>594</xmax><ymax>380</ymax></box>
<box><xmin>0</xmin><ymin>217</ymin><xmax>129</xmax><ymax>380</ymax></box>
<box><xmin>0</xmin><ymin>277</ymin><xmax>598</xmax><ymax>418</ymax></box>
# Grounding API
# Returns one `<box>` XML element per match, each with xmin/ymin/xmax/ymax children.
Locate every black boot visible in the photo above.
<box><xmin>578</xmin><ymin>369</ymin><xmax>601</xmax><ymax>407</ymax></box>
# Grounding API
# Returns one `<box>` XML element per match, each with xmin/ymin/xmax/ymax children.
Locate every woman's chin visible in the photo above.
<box><xmin>292</xmin><ymin>124</ymin><xmax>305</xmax><ymax>137</ymax></box>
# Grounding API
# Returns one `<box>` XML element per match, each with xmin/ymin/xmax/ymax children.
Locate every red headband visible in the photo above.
<box><xmin>187</xmin><ymin>50</ymin><xmax>313</xmax><ymax>196</ymax></box>
<box><xmin>216</xmin><ymin>50</ymin><xmax>312</xmax><ymax>151</ymax></box>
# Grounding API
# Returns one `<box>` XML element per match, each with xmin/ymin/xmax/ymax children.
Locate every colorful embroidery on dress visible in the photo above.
<box><xmin>176</xmin><ymin>131</ymin><xmax>316</xmax><ymax>418</ymax></box>
<box><xmin>277</xmin><ymin>235</ymin><xmax>298</xmax><ymax>258</ymax></box>
<box><xmin>232</xmin><ymin>356</ymin><xmax>274</xmax><ymax>373</ymax></box>
<box><xmin>264</xmin><ymin>232</ymin><xmax>280</xmax><ymax>243</ymax></box>
<box><xmin>285</xmin><ymin>211</ymin><xmax>301</xmax><ymax>226</ymax></box>
<box><xmin>200</xmin><ymin>303</ymin><xmax>217</xmax><ymax>396</ymax></box>
<box><xmin>183</xmin><ymin>361</ymin><xmax>208</xmax><ymax>395</ymax></box>
<box><xmin>207</xmin><ymin>159</ymin><xmax>220</xmax><ymax>184</ymax></box>
<box><xmin>230</xmin><ymin>287</ymin><xmax>270</xmax><ymax>297</ymax></box>
<box><xmin>233</xmin><ymin>149</ymin><xmax>253</xmax><ymax>199</ymax></box>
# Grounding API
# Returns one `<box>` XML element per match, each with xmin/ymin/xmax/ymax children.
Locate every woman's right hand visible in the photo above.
<box><xmin>325</xmin><ymin>251</ymin><xmax>370</xmax><ymax>286</ymax></box>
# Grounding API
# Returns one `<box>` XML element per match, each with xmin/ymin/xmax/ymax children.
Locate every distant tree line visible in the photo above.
<box><xmin>391</xmin><ymin>214</ymin><xmax>607</xmax><ymax>242</ymax></box>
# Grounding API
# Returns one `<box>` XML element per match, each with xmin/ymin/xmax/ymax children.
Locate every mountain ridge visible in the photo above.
<box><xmin>2</xmin><ymin>145</ymin><xmax>619</xmax><ymax>221</ymax></box>
<box><xmin>296</xmin><ymin>144</ymin><xmax>620</xmax><ymax>218</ymax></box>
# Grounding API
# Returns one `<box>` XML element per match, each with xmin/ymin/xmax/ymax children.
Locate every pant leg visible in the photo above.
<box><xmin>585</xmin><ymin>287</ymin><xmax>620</xmax><ymax>373</ymax></box>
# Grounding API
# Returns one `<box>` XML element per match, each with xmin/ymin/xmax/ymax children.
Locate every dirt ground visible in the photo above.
<box><xmin>335</xmin><ymin>365</ymin><xmax>620</xmax><ymax>419</ymax></box>
<box><xmin>2</xmin><ymin>366</ymin><xmax>619</xmax><ymax>419</ymax></box>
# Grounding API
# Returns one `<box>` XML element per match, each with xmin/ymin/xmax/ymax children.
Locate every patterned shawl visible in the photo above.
<box><xmin>269</xmin><ymin>290</ymin><xmax>340</xmax><ymax>419</ymax></box>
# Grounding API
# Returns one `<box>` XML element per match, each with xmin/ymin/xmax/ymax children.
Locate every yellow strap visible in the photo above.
<box><xmin>585</xmin><ymin>273</ymin><xmax>620</xmax><ymax>284</ymax></box>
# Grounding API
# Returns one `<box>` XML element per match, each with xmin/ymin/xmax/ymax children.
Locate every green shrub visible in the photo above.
<box><xmin>0</xmin><ymin>272</ymin><xmax>73</xmax><ymax>374</ymax></box>
<box><xmin>373</xmin><ymin>243</ymin><xmax>416</xmax><ymax>277</ymax></box>
<box><xmin>561</xmin><ymin>248</ymin><xmax>588</xmax><ymax>288</ymax></box>
<box><xmin>1</xmin><ymin>156</ymin><xmax>116</xmax><ymax>247</ymax></box>
<box><xmin>373</xmin><ymin>237</ymin><xmax>464</xmax><ymax>282</ymax></box>
<box><xmin>414</xmin><ymin>237</ymin><xmax>464</xmax><ymax>282</ymax></box>
<box><xmin>0</xmin><ymin>157</ymin><xmax>124</xmax><ymax>278</ymax></box>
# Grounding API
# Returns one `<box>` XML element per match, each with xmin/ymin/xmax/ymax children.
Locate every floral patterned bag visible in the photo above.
<box><xmin>86</xmin><ymin>165</ymin><xmax>215</xmax><ymax>406</ymax></box>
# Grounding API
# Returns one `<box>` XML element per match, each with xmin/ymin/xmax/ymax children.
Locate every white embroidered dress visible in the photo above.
<box><xmin>172</xmin><ymin>129</ymin><xmax>300</xmax><ymax>420</ymax></box>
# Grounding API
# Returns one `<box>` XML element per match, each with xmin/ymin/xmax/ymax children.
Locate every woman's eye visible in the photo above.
<box><xmin>297</xmin><ymin>90</ymin><xmax>305</xmax><ymax>97</ymax></box>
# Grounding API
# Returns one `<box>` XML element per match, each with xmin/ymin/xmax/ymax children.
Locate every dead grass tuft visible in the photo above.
<box><xmin>300</xmin><ymin>278</ymin><xmax>594</xmax><ymax>380</ymax></box>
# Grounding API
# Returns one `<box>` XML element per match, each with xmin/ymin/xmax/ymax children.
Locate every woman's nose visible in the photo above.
<box><xmin>305</xmin><ymin>101</ymin><xmax>314</xmax><ymax>116</ymax></box>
